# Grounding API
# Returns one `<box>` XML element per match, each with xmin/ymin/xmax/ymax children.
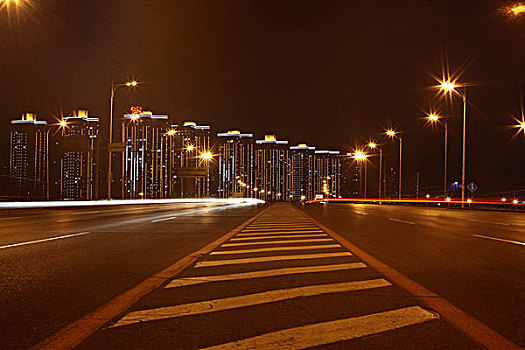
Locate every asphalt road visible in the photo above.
<box><xmin>302</xmin><ymin>203</ymin><xmax>525</xmax><ymax>347</ymax></box>
<box><xmin>0</xmin><ymin>201</ymin><xmax>265</xmax><ymax>349</ymax></box>
<box><xmin>1</xmin><ymin>202</ymin><xmax>524</xmax><ymax>349</ymax></box>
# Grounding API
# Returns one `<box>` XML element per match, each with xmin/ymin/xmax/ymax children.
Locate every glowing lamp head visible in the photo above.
<box><xmin>166</xmin><ymin>130</ymin><xmax>176</xmax><ymax>136</ymax></box>
<box><xmin>440</xmin><ymin>80</ymin><xmax>456</xmax><ymax>92</ymax></box>
<box><xmin>368</xmin><ymin>142</ymin><xmax>377</xmax><ymax>148</ymax></box>
<box><xmin>186</xmin><ymin>145</ymin><xmax>195</xmax><ymax>151</ymax></box>
<box><xmin>467</xmin><ymin>199</ymin><xmax>472</xmax><ymax>204</ymax></box>
<box><xmin>426</xmin><ymin>194</ymin><xmax>430</xmax><ymax>198</ymax></box>
<box><xmin>59</xmin><ymin>120</ymin><xmax>67</xmax><ymax>127</ymax></box>
<box><xmin>446</xmin><ymin>197</ymin><xmax>451</xmax><ymax>202</ymax></box>
<box><xmin>427</xmin><ymin>114</ymin><xmax>439</xmax><ymax>122</ymax></box>
<box><xmin>126</xmin><ymin>81</ymin><xmax>138</xmax><ymax>87</ymax></box>
<box><xmin>520</xmin><ymin>121</ymin><xmax>525</xmax><ymax>130</ymax></box>
<box><xmin>386</xmin><ymin>130</ymin><xmax>396</xmax><ymax>137</ymax></box>
<box><xmin>513</xmin><ymin>199</ymin><xmax>519</xmax><ymax>204</ymax></box>
<box><xmin>200</xmin><ymin>152</ymin><xmax>213</xmax><ymax>160</ymax></box>
<box><xmin>501</xmin><ymin>197</ymin><xmax>507</xmax><ymax>202</ymax></box>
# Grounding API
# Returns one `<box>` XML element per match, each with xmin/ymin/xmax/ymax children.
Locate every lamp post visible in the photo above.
<box><xmin>427</xmin><ymin>114</ymin><xmax>448</xmax><ymax>199</ymax></box>
<box><xmin>353</xmin><ymin>150</ymin><xmax>368</xmax><ymax>198</ymax></box>
<box><xmin>386</xmin><ymin>130</ymin><xmax>402</xmax><ymax>199</ymax></box>
<box><xmin>368</xmin><ymin>142</ymin><xmax>382</xmax><ymax>199</ymax></box>
<box><xmin>46</xmin><ymin>119</ymin><xmax>67</xmax><ymax>200</ymax></box>
<box><xmin>439</xmin><ymin>80</ymin><xmax>467</xmax><ymax>207</ymax></box>
<box><xmin>200</xmin><ymin>151</ymin><xmax>213</xmax><ymax>197</ymax></box>
<box><xmin>108</xmin><ymin>80</ymin><xmax>138</xmax><ymax>200</ymax></box>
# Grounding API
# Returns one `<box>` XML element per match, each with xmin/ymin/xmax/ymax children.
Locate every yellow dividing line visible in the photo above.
<box><xmin>200</xmin><ymin>306</ymin><xmax>438</xmax><ymax>350</ymax></box>
<box><xmin>221</xmin><ymin>238</ymin><xmax>333</xmax><ymax>247</ymax></box>
<box><xmin>296</xmin><ymin>206</ymin><xmax>522</xmax><ymax>350</ymax></box>
<box><xmin>195</xmin><ymin>252</ymin><xmax>353</xmax><ymax>268</ymax></box>
<box><xmin>110</xmin><ymin>279</ymin><xmax>391</xmax><ymax>328</ymax></box>
<box><xmin>165</xmin><ymin>262</ymin><xmax>367</xmax><ymax>288</ymax></box>
<box><xmin>31</xmin><ymin>205</ymin><xmax>273</xmax><ymax>350</ymax></box>
<box><xmin>211</xmin><ymin>244</ymin><xmax>342</xmax><ymax>255</ymax></box>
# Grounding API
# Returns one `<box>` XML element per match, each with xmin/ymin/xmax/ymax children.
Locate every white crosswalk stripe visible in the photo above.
<box><xmin>111</xmin><ymin>279</ymin><xmax>392</xmax><ymax>328</ymax></box>
<box><xmin>221</xmin><ymin>238</ymin><xmax>333</xmax><ymax>247</ymax></box>
<box><xmin>237</xmin><ymin>230</ymin><xmax>324</xmax><ymax>236</ymax></box>
<box><xmin>211</xmin><ymin>244</ymin><xmax>342</xmax><ymax>255</ymax></box>
<box><xmin>230</xmin><ymin>234</ymin><xmax>328</xmax><ymax>241</ymax></box>
<box><xmin>195</xmin><ymin>252</ymin><xmax>353</xmax><ymax>267</ymax></box>
<box><xmin>199</xmin><ymin>306</ymin><xmax>439</xmax><ymax>350</ymax></box>
<box><xmin>165</xmin><ymin>263</ymin><xmax>367</xmax><ymax>288</ymax></box>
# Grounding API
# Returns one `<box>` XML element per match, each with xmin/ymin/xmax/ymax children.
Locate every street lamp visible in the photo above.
<box><xmin>353</xmin><ymin>150</ymin><xmax>368</xmax><ymax>198</ymax></box>
<box><xmin>367</xmin><ymin>142</ymin><xmax>383</xmax><ymax>199</ymax></box>
<box><xmin>386</xmin><ymin>129</ymin><xmax>403</xmax><ymax>199</ymax></box>
<box><xmin>426</xmin><ymin>113</ymin><xmax>448</xmax><ymax>199</ymax></box>
<box><xmin>108</xmin><ymin>80</ymin><xmax>138</xmax><ymax>200</ymax></box>
<box><xmin>439</xmin><ymin>79</ymin><xmax>468</xmax><ymax>207</ymax></box>
<box><xmin>46</xmin><ymin>119</ymin><xmax>67</xmax><ymax>200</ymax></box>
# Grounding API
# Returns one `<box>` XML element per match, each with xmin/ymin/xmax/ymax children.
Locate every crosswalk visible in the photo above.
<box><xmin>86</xmin><ymin>203</ymin><xmax>478</xmax><ymax>349</ymax></box>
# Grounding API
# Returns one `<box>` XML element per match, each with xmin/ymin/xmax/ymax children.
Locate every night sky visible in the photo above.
<box><xmin>1</xmin><ymin>0</ymin><xmax>524</xmax><ymax>196</ymax></box>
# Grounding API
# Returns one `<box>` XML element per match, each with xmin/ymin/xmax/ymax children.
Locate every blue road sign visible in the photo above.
<box><xmin>467</xmin><ymin>182</ymin><xmax>478</xmax><ymax>193</ymax></box>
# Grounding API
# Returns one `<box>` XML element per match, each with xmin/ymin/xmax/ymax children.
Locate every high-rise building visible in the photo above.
<box><xmin>216</xmin><ymin>130</ymin><xmax>254</xmax><ymax>198</ymax></box>
<box><xmin>313</xmin><ymin>150</ymin><xmax>341</xmax><ymax>199</ymax></box>
<box><xmin>122</xmin><ymin>110</ymin><xmax>170</xmax><ymax>199</ymax></box>
<box><xmin>289</xmin><ymin>143</ymin><xmax>316</xmax><ymax>201</ymax></box>
<box><xmin>58</xmin><ymin>110</ymin><xmax>100</xmax><ymax>200</ymax></box>
<box><xmin>9</xmin><ymin>113</ymin><xmax>48</xmax><ymax>198</ymax></box>
<box><xmin>255</xmin><ymin>134</ymin><xmax>292</xmax><ymax>202</ymax></box>
<box><xmin>171</xmin><ymin>121</ymin><xmax>214</xmax><ymax>197</ymax></box>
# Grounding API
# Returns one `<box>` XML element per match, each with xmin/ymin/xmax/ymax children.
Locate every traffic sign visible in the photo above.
<box><xmin>467</xmin><ymin>182</ymin><xmax>478</xmax><ymax>193</ymax></box>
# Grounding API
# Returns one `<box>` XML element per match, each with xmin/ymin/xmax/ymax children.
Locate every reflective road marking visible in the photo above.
<box><xmin>0</xmin><ymin>232</ymin><xmax>91</xmax><ymax>250</ymax></box>
<box><xmin>242</xmin><ymin>228</ymin><xmax>321</xmax><ymax>232</ymax></box>
<box><xmin>468</xmin><ymin>219</ymin><xmax>511</xmax><ymax>226</ymax></box>
<box><xmin>195</xmin><ymin>252</ymin><xmax>353</xmax><ymax>267</ymax></box>
<box><xmin>230</xmin><ymin>234</ymin><xmax>328</xmax><ymax>241</ymax></box>
<box><xmin>236</xmin><ymin>230</ymin><xmax>324</xmax><ymax>236</ymax></box>
<box><xmin>388</xmin><ymin>218</ymin><xmax>416</xmax><ymax>225</ymax></box>
<box><xmin>221</xmin><ymin>238</ymin><xmax>333</xmax><ymax>247</ymax></box>
<box><xmin>211</xmin><ymin>244</ymin><xmax>342</xmax><ymax>255</ymax></box>
<box><xmin>166</xmin><ymin>262</ymin><xmax>367</xmax><ymax>288</ymax></box>
<box><xmin>111</xmin><ymin>279</ymin><xmax>391</xmax><ymax>328</ymax></box>
<box><xmin>200</xmin><ymin>306</ymin><xmax>438</xmax><ymax>350</ymax></box>
<box><xmin>473</xmin><ymin>234</ymin><xmax>525</xmax><ymax>246</ymax></box>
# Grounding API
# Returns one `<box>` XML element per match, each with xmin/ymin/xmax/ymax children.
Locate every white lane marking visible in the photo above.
<box><xmin>355</xmin><ymin>212</ymin><xmax>368</xmax><ymax>216</ymax></box>
<box><xmin>230</xmin><ymin>234</ymin><xmax>328</xmax><ymax>241</ymax></box>
<box><xmin>242</xmin><ymin>228</ymin><xmax>319</xmax><ymax>232</ymax></box>
<box><xmin>211</xmin><ymin>244</ymin><xmax>342</xmax><ymax>255</ymax></box>
<box><xmin>166</xmin><ymin>263</ymin><xmax>367</xmax><ymax>288</ymax></box>
<box><xmin>222</xmin><ymin>239</ymin><xmax>333</xmax><ymax>247</ymax></box>
<box><xmin>0</xmin><ymin>216</ymin><xmax>22</xmax><ymax>221</ymax></box>
<box><xmin>0</xmin><ymin>232</ymin><xmax>91</xmax><ymax>250</ymax></box>
<box><xmin>472</xmin><ymin>234</ymin><xmax>525</xmax><ymax>246</ymax></box>
<box><xmin>200</xmin><ymin>306</ymin><xmax>438</xmax><ymax>350</ymax></box>
<box><xmin>467</xmin><ymin>219</ymin><xmax>511</xmax><ymax>226</ymax></box>
<box><xmin>111</xmin><ymin>279</ymin><xmax>391</xmax><ymax>328</ymax></box>
<box><xmin>388</xmin><ymin>218</ymin><xmax>416</xmax><ymax>225</ymax></box>
<box><xmin>236</xmin><ymin>230</ymin><xmax>324</xmax><ymax>237</ymax></box>
<box><xmin>195</xmin><ymin>252</ymin><xmax>353</xmax><ymax>267</ymax></box>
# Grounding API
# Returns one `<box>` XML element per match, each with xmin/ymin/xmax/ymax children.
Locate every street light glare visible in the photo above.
<box><xmin>166</xmin><ymin>129</ymin><xmax>176</xmax><ymax>136</ymax></box>
<box><xmin>427</xmin><ymin>114</ymin><xmax>439</xmax><ymax>122</ymax></box>
<box><xmin>507</xmin><ymin>4</ymin><xmax>525</xmax><ymax>16</ymax></box>
<box><xmin>201</xmin><ymin>152</ymin><xmax>213</xmax><ymax>160</ymax></box>
<box><xmin>440</xmin><ymin>80</ymin><xmax>456</xmax><ymax>92</ymax></box>
<box><xmin>59</xmin><ymin>120</ymin><xmax>67</xmax><ymax>127</ymax></box>
<box><xmin>368</xmin><ymin>142</ymin><xmax>377</xmax><ymax>148</ymax></box>
<box><xmin>126</xmin><ymin>81</ymin><xmax>138</xmax><ymax>87</ymax></box>
<box><xmin>386</xmin><ymin>130</ymin><xmax>396</xmax><ymax>137</ymax></box>
<box><xmin>186</xmin><ymin>145</ymin><xmax>195</xmax><ymax>151</ymax></box>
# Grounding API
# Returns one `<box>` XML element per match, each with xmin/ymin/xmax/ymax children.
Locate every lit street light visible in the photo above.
<box><xmin>108</xmin><ymin>80</ymin><xmax>139</xmax><ymax>200</ymax></box>
<box><xmin>439</xmin><ymin>78</ymin><xmax>468</xmax><ymax>207</ymax></box>
<box><xmin>353</xmin><ymin>150</ymin><xmax>368</xmax><ymax>198</ymax></box>
<box><xmin>426</xmin><ymin>113</ymin><xmax>448</xmax><ymax>200</ymax></box>
<box><xmin>368</xmin><ymin>142</ymin><xmax>383</xmax><ymax>199</ymax></box>
<box><xmin>386</xmin><ymin>129</ymin><xmax>403</xmax><ymax>199</ymax></box>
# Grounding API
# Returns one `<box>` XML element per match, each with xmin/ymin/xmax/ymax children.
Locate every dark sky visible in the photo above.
<box><xmin>1</xmin><ymin>0</ymin><xmax>524</xmax><ymax>195</ymax></box>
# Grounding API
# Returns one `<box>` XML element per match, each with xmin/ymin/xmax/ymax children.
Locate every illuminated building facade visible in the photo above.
<box><xmin>9</xmin><ymin>113</ymin><xmax>48</xmax><ymax>198</ymax></box>
<box><xmin>171</xmin><ymin>121</ymin><xmax>214</xmax><ymax>198</ymax></box>
<box><xmin>216</xmin><ymin>130</ymin><xmax>254</xmax><ymax>198</ymax></box>
<box><xmin>255</xmin><ymin>134</ymin><xmax>292</xmax><ymax>202</ymax></box>
<box><xmin>59</xmin><ymin>110</ymin><xmax>99</xmax><ymax>200</ymax></box>
<box><xmin>313</xmin><ymin>150</ymin><xmax>341</xmax><ymax>198</ymax></box>
<box><xmin>289</xmin><ymin>144</ymin><xmax>316</xmax><ymax>201</ymax></box>
<box><xmin>122</xmin><ymin>110</ymin><xmax>170</xmax><ymax>199</ymax></box>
